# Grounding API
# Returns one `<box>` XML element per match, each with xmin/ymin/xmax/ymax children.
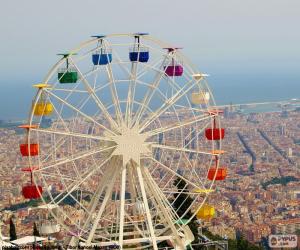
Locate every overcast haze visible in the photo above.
<box><xmin>0</xmin><ymin>0</ymin><xmax>300</xmax><ymax>119</ymax></box>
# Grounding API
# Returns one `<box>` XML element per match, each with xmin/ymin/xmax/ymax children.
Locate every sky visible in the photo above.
<box><xmin>0</xmin><ymin>0</ymin><xmax>300</xmax><ymax>119</ymax></box>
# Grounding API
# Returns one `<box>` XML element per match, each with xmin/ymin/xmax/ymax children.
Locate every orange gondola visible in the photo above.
<box><xmin>207</xmin><ymin>155</ymin><xmax>227</xmax><ymax>181</ymax></box>
<box><xmin>18</xmin><ymin>125</ymin><xmax>39</xmax><ymax>157</ymax></box>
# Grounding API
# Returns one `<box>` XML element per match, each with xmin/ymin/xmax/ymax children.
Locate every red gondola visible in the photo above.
<box><xmin>22</xmin><ymin>185</ymin><xmax>43</xmax><ymax>199</ymax></box>
<box><xmin>21</xmin><ymin>167</ymin><xmax>43</xmax><ymax>199</ymax></box>
<box><xmin>207</xmin><ymin>168</ymin><xmax>227</xmax><ymax>181</ymax></box>
<box><xmin>205</xmin><ymin>110</ymin><xmax>225</xmax><ymax>140</ymax></box>
<box><xmin>205</xmin><ymin>128</ymin><xmax>225</xmax><ymax>140</ymax></box>
<box><xmin>20</xmin><ymin>143</ymin><xmax>39</xmax><ymax>156</ymax></box>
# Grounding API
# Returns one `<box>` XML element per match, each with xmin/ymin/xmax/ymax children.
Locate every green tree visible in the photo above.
<box><xmin>9</xmin><ymin>217</ymin><xmax>17</xmax><ymax>241</ymax></box>
<box><xmin>33</xmin><ymin>222</ymin><xmax>40</xmax><ymax>237</ymax></box>
<box><xmin>173</xmin><ymin>177</ymin><xmax>199</xmax><ymax>243</ymax></box>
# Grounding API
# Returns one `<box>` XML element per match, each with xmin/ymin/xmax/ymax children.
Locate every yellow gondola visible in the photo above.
<box><xmin>196</xmin><ymin>204</ymin><xmax>215</xmax><ymax>220</ymax></box>
<box><xmin>33</xmin><ymin>102</ymin><xmax>53</xmax><ymax>116</ymax></box>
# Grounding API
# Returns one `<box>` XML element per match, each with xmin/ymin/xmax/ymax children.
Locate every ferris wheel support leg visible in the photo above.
<box><xmin>118</xmin><ymin>164</ymin><xmax>127</xmax><ymax>248</ymax></box>
<box><xmin>69</xmin><ymin>170</ymin><xmax>117</xmax><ymax>248</ymax></box>
<box><xmin>85</xmin><ymin>158</ymin><xmax>120</xmax><ymax>246</ymax></box>
<box><xmin>69</xmin><ymin>160</ymin><xmax>117</xmax><ymax>247</ymax></box>
<box><xmin>136</xmin><ymin>164</ymin><xmax>158</xmax><ymax>250</ymax></box>
<box><xmin>142</xmin><ymin>168</ymin><xmax>185</xmax><ymax>249</ymax></box>
<box><xmin>127</xmin><ymin>163</ymin><xmax>140</xmax><ymax>233</ymax></box>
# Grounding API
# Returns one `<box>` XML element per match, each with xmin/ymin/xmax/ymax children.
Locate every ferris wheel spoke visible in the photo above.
<box><xmin>151</xmin><ymin>144</ymin><xmax>215</xmax><ymax>156</ymax></box>
<box><xmin>38</xmin><ymin>145</ymin><xmax>116</xmax><ymax>172</ymax></box>
<box><xmin>45</xmin><ymin>89</ymin><xmax>116</xmax><ymax>136</ymax></box>
<box><xmin>174</xmin><ymin>103</ymin><xmax>208</xmax><ymax>113</ymax></box>
<box><xmin>38</xmin><ymin>172</ymin><xmax>76</xmax><ymax>181</ymax></box>
<box><xmin>125</xmin><ymin>63</ymin><xmax>136</xmax><ymax>126</ymax></box>
<box><xmin>143</xmin><ymin>168</ymin><xmax>179</xmax><ymax>221</ymax></box>
<box><xmin>147</xmin><ymin>157</ymin><xmax>203</xmax><ymax>190</ymax></box>
<box><xmin>49</xmin><ymin>88</ymin><xmax>88</xmax><ymax>94</ymax></box>
<box><xmin>142</xmin><ymin>169</ymin><xmax>186</xmax><ymax>247</ymax></box>
<box><xmin>105</xmin><ymin>62</ymin><xmax>124</xmax><ymax>125</ymax></box>
<box><xmin>183</xmin><ymin>121</ymin><xmax>211</xmax><ymax>151</ymax></box>
<box><xmin>136</xmin><ymin>58</ymin><xmax>163</xmax><ymax>80</ymax></box>
<box><xmin>182</xmin><ymin>153</ymin><xmax>206</xmax><ymax>192</ymax></box>
<box><xmin>53</xmin><ymin>153</ymin><xmax>114</xmax><ymax>206</ymax></box>
<box><xmin>135</xmin><ymin>164</ymin><xmax>158</xmax><ymax>249</ymax></box>
<box><xmin>139</xmin><ymin>79</ymin><xmax>195</xmax><ymax>133</ymax></box>
<box><xmin>69</xmin><ymin>58</ymin><xmax>120</xmax><ymax>132</ymax></box>
<box><xmin>31</xmin><ymin>128</ymin><xmax>113</xmax><ymax>142</ymax></box>
<box><xmin>133</xmin><ymin>57</ymin><xmax>169</xmax><ymax>126</ymax></box>
<box><xmin>118</xmin><ymin>164</ymin><xmax>127</xmax><ymax>246</ymax></box>
<box><xmin>148</xmin><ymin>113</ymin><xmax>212</xmax><ymax>137</ymax></box>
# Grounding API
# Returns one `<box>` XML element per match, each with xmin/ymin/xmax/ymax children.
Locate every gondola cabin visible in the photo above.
<box><xmin>205</xmin><ymin>128</ymin><xmax>225</xmax><ymax>140</ymax></box>
<box><xmin>22</xmin><ymin>185</ymin><xmax>43</xmax><ymax>199</ymax></box>
<box><xmin>20</xmin><ymin>143</ymin><xmax>39</xmax><ymax>157</ymax></box>
<box><xmin>32</xmin><ymin>101</ymin><xmax>53</xmax><ymax>116</ymax></box>
<box><xmin>165</xmin><ymin>64</ymin><xmax>183</xmax><ymax>77</ymax></box>
<box><xmin>40</xmin><ymin>222</ymin><xmax>60</xmax><ymax>235</ymax></box>
<box><xmin>58</xmin><ymin>68</ymin><xmax>78</xmax><ymax>84</ymax></box>
<box><xmin>92</xmin><ymin>53</ymin><xmax>112</xmax><ymax>65</ymax></box>
<box><xmin>205</xmin><ymin>110</ymin><xmax>225</xmax><ymax>140</ymax></box>
<box><xmin>18</xmin><ymin>125</ymin><xmax>40</xmax><ymax>157</ymax></box>
<box><xmin>57</xmin><ymin>53</ymin><xmax>78</xmax><ymax>83</ymax></box>
<box><xmin>191</xmin><ymin>91</ymin><xmax>210</xmax><ymax>105</ymax></box>
<box><xmin>21</xmin><ymin>167</ymin><xmax>43</xmax><ymax>199</ymax></box>
<box><xmin>207</xmin><ymin>167</ymin><xmax>227</xmax><ymax>181</ymax></box>
<box><xmin>164</xmin><ymin>47</ymin><xmax>183</xmax><ymax>76</ymax></box>
<box><xmin>196</xmin><ymin>204</ymin><xmax>215</xmax><ymax>220</ymax></box>
<box><xmin>129</xmin><ymin>47</ymin><xmax>149</xmax><ymax>62</ymax></box>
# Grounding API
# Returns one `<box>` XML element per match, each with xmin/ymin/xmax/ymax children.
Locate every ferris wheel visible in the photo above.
<box><xmin>18</xmin><ymin>33</ymin><xmax>226</xmax><ymax>249</ymax></box>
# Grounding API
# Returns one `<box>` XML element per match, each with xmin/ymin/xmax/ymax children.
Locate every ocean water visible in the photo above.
<box><xmin>1</xmin><ymin>72</ymin><xmax>299</xmax><ymax>120</ymax></box>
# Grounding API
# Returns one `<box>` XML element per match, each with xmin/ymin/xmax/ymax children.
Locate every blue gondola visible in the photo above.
<box><xmin>91</xmin><ymin>35</ymin><xmax>112</xmax><ymax>65</ymax></box>
<box><xmin>129</xmin><ymin>47</ymin><xmax>149</xmax><ymax>62</ymax></box>
<box><xmin>92</xmin><ymin>53</ymin><xmax>112</xmax><ymax>65</ymax></box>
<box><xmin>129</xmin><ymin>33</ymin><xmax>149</xmax><ymax>63</ymax></box>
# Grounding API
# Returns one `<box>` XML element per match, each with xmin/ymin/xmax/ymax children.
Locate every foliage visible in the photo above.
<box><xmin>173</xmin><ymin>178</ymin><xmax>199</xmax><ymax>241</ymax></box>
<box><xmin>249</xmin><ymin>164</ymin><xmax>255</xmax><ymax>173</ymax></box>
<box><xmin>9</xmin><ymin>217</ymin><xmax>17</xmax><ymax>241</ymax></box>
<box><xmin>202</xmin><ymin>229</ymin><xmax>262</xmax><ymax>250</ymax></box>
<box><xmin>262</xmin><ymin>176</ymin><xmax>298</xmax><ymax>189</ymax></box>
<box><xmin>33</xmin><ymin>222</ymin><xmax>40</xmax><ymax>237</ymax></box>
<box><xmin>157</xmin><ymin>177</ymin><xmax>199</xmax><ymax>248</ymax></box>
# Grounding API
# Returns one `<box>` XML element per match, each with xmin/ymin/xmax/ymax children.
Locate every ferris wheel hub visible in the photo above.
<box><xmin>111</xmin><ymin>124</ymin><xmax>151</xmax><ymax>166</ymax></box>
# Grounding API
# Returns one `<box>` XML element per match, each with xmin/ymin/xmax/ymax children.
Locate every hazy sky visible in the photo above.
<box><xmin>0</xmin><ymin>0</ymin><xmax>299</xmax><ymax>119</ymax></box>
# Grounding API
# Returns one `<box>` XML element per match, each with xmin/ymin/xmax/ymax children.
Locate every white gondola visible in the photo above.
<box><xmin>39</xmin><ymin>222</ymin><xmax>61</xmax><ymax>235</ymax></box>
<box><xmin>191</xmin><ymin>91</ymin><xmax>210</xmax><ymax>105</ymax></box>
<box><xmin>135</xmin><ymin>200</ymin><xmax>145</xmax><ymax>214</ymax></box>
